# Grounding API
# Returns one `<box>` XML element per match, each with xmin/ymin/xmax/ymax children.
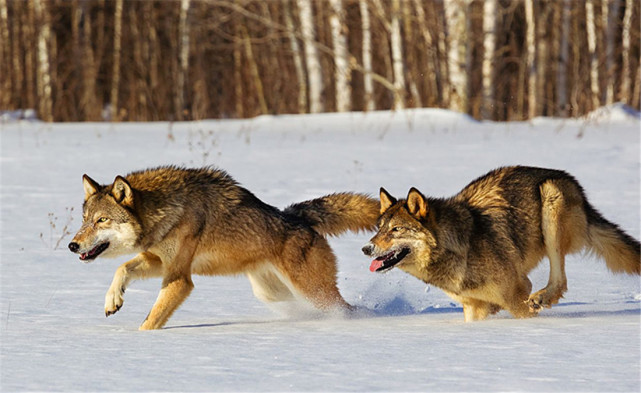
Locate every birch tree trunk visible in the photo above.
<box><xmin>297</xmin><ymin>0</ymin><xmax>323</xmax><ymax>113</ymax></box>
<box><xmin>371</xmin><ymin>0</ymin><xmax>407</xmax><ymax>109</ymax></box>
<box><xmin>390</xmin><ymin>0</ymin><xmax>405</xmax><ymax>110</ymax></box>
<box><xmin>129</xmin><ymin>7</ymin><xmax>146</xmax><ymax>119</ymax></box>
<box><xmin>535</xmin><ymin>3</ymin><xmax>548</xmax><ymax>116</ymax></box>
<box><xmin>176</xmin><ymin>0</ymin><xmax>190</xmax><ymax>120</ymax></box>
<box><xmin>10</xmin><ymin>0</ymin><xmax>23</xmax><ymax>110</ymax></box>
<box><xmin>434</xmin><ymin>2</ymin><xmax>450</xmax><ymax>107</ymax></box>
<box><xmin>233</xmin><ymin>21</ymin><xmax>243</xmax><ymax>118</ymax></box>
<box><xmin>71</xmin><ymin>0</ymin><xmax>81</xmax><ymax>116</ymax></box>
<box><xmin>24</xmin><ymin>2</ymin><xmax>36</xmax><ymax>111</ymax></box>
<box><xmin>632</xmin><ymin>64</ymin><xmax>641</xmax><ymax>109</ymax></box>
<box><xmin>412</xmin><ymin>0</ymin><xmax>439</xmax><ymax>106</ymax></box>
<box><xmin>242</xmin><ymin>26</ymin><xmax>268</xmax><ymax>115</ymax></box>
<box><xmin>585</xmin><ymin>0</ymin><xmax>600</xmax><ymax>110</ymax></box>
<box><xmin>402</xmin><ymin>0</ymin><xmax>422</xmax><ymax>108</ymax></box>
<box><xmin>81</xmin><ymin>1</ymin><xmax>98</xmax><ymax>120</ymax></box>
<box><xmin>481</xmin><ymin>0</ymin><xmax>498</xmax><ymax>119</ymax></box>
<box><xmin>284</xmin><ymin>0</ymin><xmax>307</xmax><ymax>114</ymax></box>
<box><xmin>359</xmin><ymin>0</ymin><xmax>375</xmax><ymax>112</ymax></box>
<box><xmin>620</xmin><ymin>0</ymin><xmax>633</xmax><ymax>104</ymax></box>
<box><xmin>603</xmin><ymin>0</ymin><xmax>619</xmax><ymax>105</ymax></box>
<box><xmin>110</xmin><ymin>0</ymin><xmax>123</xmax><ymax>121</ymax></box>
<box><xmin>0</xmin><ymin>0</ymin><xmax>10</xmax><ymax>108</ymax></box>
<box><xmin>444</xmin><ymin>0</ymin><xmax>468</xmax><ymax>114</ymax></box>
<box><xmin>34</xmin><ymin>0</ymin><xmax>53</xmax><ymax>122</ymax></box>
<box><xmin>556</xmin><ymin>0</ymin><xmax>570</xmax><ymax>116</ymax></box>
<box><xmin>329</xmin><ymin>0</ymin><xmax>351</xmax><ymax>112</ymax></box>
<box><xmin>524</xmin><ymin>0</ymin><xmax>536</xmax><ymax>119</ymax></box>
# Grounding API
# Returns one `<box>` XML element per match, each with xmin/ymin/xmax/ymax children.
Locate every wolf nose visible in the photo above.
<box><xmin>362</xmin><ymin>244</ymin><xmax>373</xmax><ymax>256</ymax></box>
<box><xmin>68</xmin><ymin>242</ymin><xmax>80</xmax><ymax>253</ymax></box>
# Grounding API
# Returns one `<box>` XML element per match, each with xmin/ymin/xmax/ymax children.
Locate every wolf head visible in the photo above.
<box><xmin>362</xmin><ymin>187</ymin><xmax>437</xmax><ymax>274</ymax></box>
<box><xmin>68</xmin><ymin>175</ymin><xmax>142</xmax><ymax>262</ymax></box>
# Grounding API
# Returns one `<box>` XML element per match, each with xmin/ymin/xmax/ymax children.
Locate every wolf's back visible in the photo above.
<box><xmin>586</xmin><ymin>203</ymin><xmax>640</xmax><ymax>275</ymax></box>
<box><xmin>284</xmin><ymin>193</ymin><xmax>379</xmax><ymax>236</ymax></box>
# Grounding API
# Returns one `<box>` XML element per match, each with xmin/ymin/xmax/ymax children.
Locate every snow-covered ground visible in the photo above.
<box><xmin>1</xmin><ymin>106</ymin><xmax>639</xmax><ymax>392</ymax></box>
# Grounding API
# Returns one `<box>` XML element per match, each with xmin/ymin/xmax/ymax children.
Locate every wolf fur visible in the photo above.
<box><xmin>362</xmin><ymin>166</ymin><xmax>640</xmax><ymax>322</ymax></box>
<box><xmin>69</xmin><ymin>166</ymin><xmax>379</xmax><ymax>330</ymax></box>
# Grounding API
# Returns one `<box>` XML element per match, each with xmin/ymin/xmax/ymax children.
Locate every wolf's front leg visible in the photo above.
<box><xmin>528</xmin><ymin>182</ymin><xmax>569</xmax><ymax>313</ymax></box>
<box><xmin>139</xmin><ymin>275</ymin><xmax>194</xmax><ymax>330</ymax></box>
<box><xmin>105</xmin><ymin>252</ymin><xmax>163</xmax><ymax>316</ymax></box>
<box><xmin>138</xmin><ymin>238</ymin><xmax>197</xmax><ymax>330</ymax></box>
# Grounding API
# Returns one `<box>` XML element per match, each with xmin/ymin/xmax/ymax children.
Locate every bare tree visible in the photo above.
<box><xmin>283</xmin><ymin>0</ymin><xmax>307</xmax><ymax>114</ymax></box>
<box><xmin>371</xmin><ymin>0</ymin><xmax>406</xmax><ymax>109</ymax></box>
<box><xmin>401</xmin><ymin>1</ymin><xmax>421</xmax><ymax>108</ymax></box>
<box><xmin>390</xmin><ymin>0</ymin><xmax>405</xmax><ymax>110</ymax></box>
<box><xmin>23</xmin><ymin>2</ymin><xmax>36</xmax><ymax>111</ymax></box>
<box><xmin>110</xmin><ymin>0</ymin><xmax>123</xmax><ymax>121</ymax></box>
<box><xmin>297</xmin><ymin>0</ymin><xmax>323</xmax><ymax>113</ymax></box>
<box><xmin>10</xmin><ymin>2</ymin><xmax>25</xmax><ymax>110</ymax></box>
<box><xmin>412</xmin><ymin>0</ymin><xmax>439</xmax><ymax>106</ymax></box>
<box><xmin>556</xmin><ymin>0</ymin><xmax>570</xmax><ymax>116</ymax></box>
<box><xmin>176</xmin><ymin>0</ymin><xmax>191</xmax><ymax>120</ymax></box>
<box><xmin>34</xmin><ymin>0</ymin><xmax>52</xmax><ymax>122</ymax></box>
<box><xmin>524</xmin><ymin>0</ymin><xmax>536</xmax><ymax>119</ymax></box>
<box><xmin>434</xmin><ymin>2</ymin><xmax>450</xmax><ymax>107</ymax></box>
<box><xmin>444</xmin><ymin>0</ymin><xmax>469</xmax><ymax>114</ymax></box>
<box><xmin>585</xmin><ymin>0</ymin><xmax>600</xmax><ymax>110</ymax></box>
<box><xmin>329</xmin><ymin>0</ymin><xmax>351</xmax><ymax>112</ymax></box>
<box><xmin>535</xmin><ymin>1</ymin><xmax>549</xmax><ymax>116</ymax></box>
<box><xmin>359</xmin><ymin>0</ymin><xmax>375</xmax><ymax>112</ymax></box>
<box><xmin>481</xmin><ymin>0</ymin><xmax>498</xmax><ymax>119</ymax></box>
<box><xmin>2</xmin><ymin>1</ymin><xmax>640</xmax><ymax>122</ymax></box>
<box><xmin>0</xmin><ymin>0</ymin><xmax>10</xmax><ymax>109</ymax></box>
<box><xmin>603</xmin><ymin>0</ymin><xmax>620</xmax><ymax>105</ymax></box>
<box><xmin>620</xmin><ymin>0</ymin><xmax>633</xmax><ymax>105</ymax></box>
<box><xmin>242</xmin><ymin>25</ymin><xmax>268</xmax><ymax>115</ymax></box>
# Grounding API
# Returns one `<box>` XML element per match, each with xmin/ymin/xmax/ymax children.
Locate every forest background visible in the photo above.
<box><xmin>1</xmin><ymin>0</ymin><xmax>639</xmax><ymax>123</ymax></box>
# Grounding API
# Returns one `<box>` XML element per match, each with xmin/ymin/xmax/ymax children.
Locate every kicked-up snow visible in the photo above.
<box><xmin>1</xmin><ymin>106</ymin><xmax>639</xmax><ymax>392</ymax></box>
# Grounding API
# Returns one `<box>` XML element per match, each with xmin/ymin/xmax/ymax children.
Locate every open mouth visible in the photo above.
<box><xmin>79</xmin><ymin>242</ymin><xmax>109</xmax><ymax>261</ymax></box>
<box><xmin>369</xmin><ymin>248</ymin><xmax>410</xmax><ymax>273</ymax></box>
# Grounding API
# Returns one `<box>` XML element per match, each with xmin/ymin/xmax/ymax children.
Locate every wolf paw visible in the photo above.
<box><xmin>527</xmin><ymin>287</ymin><xmax>564</xmax><ymax>313</ymax></box>
<box><xmin>105</xmin><ymin>286</ymin><xmax>125</xmax><ymax>317</ymax></box>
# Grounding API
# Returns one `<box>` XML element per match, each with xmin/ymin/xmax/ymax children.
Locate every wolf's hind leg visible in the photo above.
<box><xmin>502</xmin><ymin>275</ymin><xmax>538</xmax><ymax>319</ymax></box>
<box><xmin>462</xmin><ymin>299</ymin><xmax>501</xmax><ymax>322</ymax></box>
<box><xmin>105</xmin><ymin>252</ymin><xmax>163</xmax><ymax>316</ymax></box>
<box><xmin>247</xmin><ymin>264</ymin><xmax>296</xmax><ymax>303</ymax></box>
<box><xmin>528</xmin><ymin>181</ymin><xmax>576</xmax><ymax>312</ymax></box>
<box><xmin>278</xmin><ymin>237</ymin><xmax>353</xmax><ymax>313</ymax></box>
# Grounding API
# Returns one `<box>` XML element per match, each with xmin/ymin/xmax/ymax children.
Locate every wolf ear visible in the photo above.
<box><xmin>111</xmin><ymin>176</ymin><xmax>134</xmax><ymax>207</ymax></box>
<box><xmin>83</xmin><ymin>174</ymin><xmax>101</xmax><ymax>201</ymax></box>
<box><xmin>379</xmin><ymin>187</ymin><xmax>397</xmax><ymax>214</ymax></box>
<box><xmin>406</xmin><ymin>187</ymin><xmax>428</xmax><ymax>219</ymax></box>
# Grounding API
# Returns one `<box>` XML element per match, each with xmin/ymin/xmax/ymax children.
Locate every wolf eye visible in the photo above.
<box><xmin>391</xmin><ymin>226</ymin><xmax>403</xmax><ymax>232</ymax></box>
<box><xmin>96</xmin><ymin>217</ymin><xmax>108</xmax><ymax>223</ymax></box>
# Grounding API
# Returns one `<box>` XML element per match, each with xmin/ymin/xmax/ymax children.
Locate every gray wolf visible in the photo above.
<box><xmin>69</xmin><ymin>166</ymin><xmax>379</xmax><ymax>330</ymax></box>
<box><xmin>362</xmin><ymin>166</ymin><xmax>640</xmax><ymax>321</ymax></box>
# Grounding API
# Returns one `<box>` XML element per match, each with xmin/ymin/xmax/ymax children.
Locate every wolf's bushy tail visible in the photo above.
<box><xmin>284</xmin><ymin>193</ymin><xmax>379</xmax><ymax>237</ymax></box>
<box><xmin>586</xmin><ymin>203</ymin><xmax>640</xmax><ymax>275</ymax></box>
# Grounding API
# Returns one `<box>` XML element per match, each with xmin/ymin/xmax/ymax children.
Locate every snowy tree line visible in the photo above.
<box><xmin>0</xmin><ymin>0</ymin><xmax>639</xmax><ymax>122</ymax></box>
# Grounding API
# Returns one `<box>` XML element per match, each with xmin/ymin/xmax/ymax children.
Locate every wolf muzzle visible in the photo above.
<box><xmin>68</xmin><ymin>242</ymin><xmax>80</xmax><ymax>253</ymax></box>
<box><xmin>362</xmin><ymin>244</ymin><xmax>374</xmax><ymax>256</ymax></box>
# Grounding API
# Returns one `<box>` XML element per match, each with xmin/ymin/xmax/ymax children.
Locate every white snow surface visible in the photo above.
<box><xmin>1</xmin><ymin>106</ymin><xmax>640</xmax><ymax>392</ymax></box>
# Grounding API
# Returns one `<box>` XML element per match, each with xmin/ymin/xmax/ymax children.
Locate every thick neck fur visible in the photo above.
<box><xmin>412</xmin><ymin>198</ymin><xmax>474</xmax><ymax>293</ymax></box>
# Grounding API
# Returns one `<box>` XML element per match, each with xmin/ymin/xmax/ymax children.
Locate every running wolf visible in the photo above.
<box><xmin>69</xmin><ymin>166</ymin><xmax>379</xmax><ymax>330</ymax></box>
<box><xmin>362</xmin><ymin>166</ymin><xmax>640</xmax><ymax>321</ymax></box>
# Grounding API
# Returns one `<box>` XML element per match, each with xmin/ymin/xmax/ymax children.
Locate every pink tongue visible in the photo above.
<box><xmin>369</xmin><ymin>259</ymin><xmax>383</xmax><ymax>272</ymax></box>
